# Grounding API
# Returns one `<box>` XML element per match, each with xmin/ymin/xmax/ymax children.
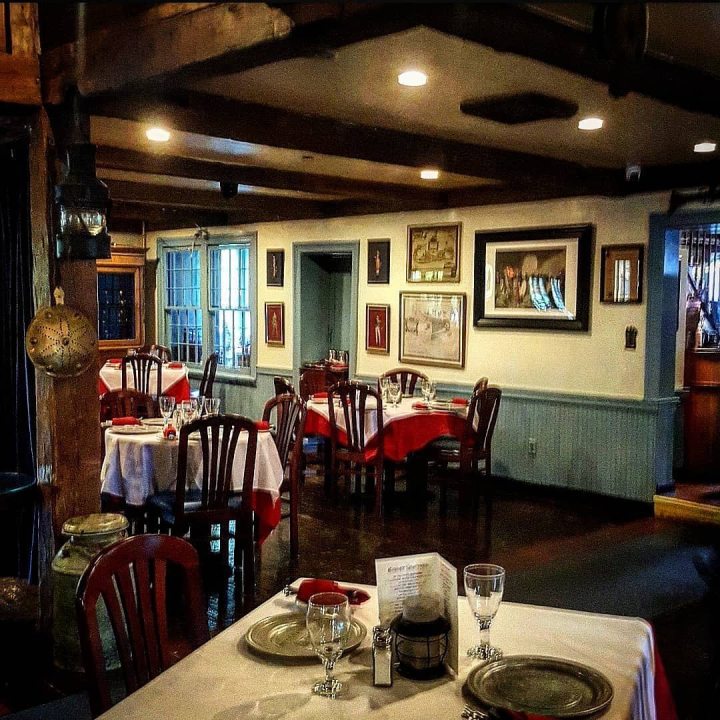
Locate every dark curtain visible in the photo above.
<box><xmin>0</xmin><ymin>136</ymin><xmax>37</xmax><ymax>580</ymax></box>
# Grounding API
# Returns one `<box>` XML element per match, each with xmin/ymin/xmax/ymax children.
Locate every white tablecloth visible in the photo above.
<box><xmin>99</xmin><ymin>362</ymin><xmax>189</xmax><ymax>395</ymax></box>
<box><xmin>98</xmin><ymin>582</ymin><xmax>658</xmax><ymax>720</ymax></box>
<box><xmin>101</xmin><ymin>429</ymin><xmax>283</xmax><ymax>507</ymax></box>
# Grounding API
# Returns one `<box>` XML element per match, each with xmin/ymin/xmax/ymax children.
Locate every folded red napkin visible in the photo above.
<box><xmin>312</xmin><ymin>392</ymin><xmax>328</xmax><ymax>399</ymax></box>
<box><xmin>112</xmin><ymin>416</ymin><xmax>140</xmax><ymax>426</ymax></box>
<box><xmin>412</xmin><ymin>401</ymin><xmax>429</xmax><ymax>410</ymax></box>
<box><xmin>452</xmin><ymin>397</ymin><xmax>469</xmax><ymax>405</ymax></box>
<box><xmin>255</xmin><ymin>420</ymin><xmax>270</xmax><ymax>431</ymax></box>
<box><xmin>107</xmin><ymin>358</ymin><xmax>122</xmax><ymax>364</ymax></box>
<box><xmin>167</xmin><ymin>361</ymin><xmax>183</xmax><ymax>369</ymax></box>
<box><xmin>296</xmin><ymin>578</ymin><xmax>370</xmax><ymax>605</ymax></box>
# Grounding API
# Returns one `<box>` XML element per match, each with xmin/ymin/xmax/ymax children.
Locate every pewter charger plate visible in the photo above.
<box><xmin>245</xmin><ymin>612</ymin><xmax>366</xmax><ymax>662</ymax></box>
<box><xmin>466</xmin><ymin>655</ymin><xmax>613</xmax><ymax>718</ymax></box>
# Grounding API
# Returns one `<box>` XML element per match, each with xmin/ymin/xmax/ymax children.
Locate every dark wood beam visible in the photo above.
<box><xmin>95</xmin><ymin>146</ymin><xmax>453</xmax><ymax>203</ymax></box>
<box><xmin>89</xmin><ymin>91</ymin><xmax>616</xmax><ymax>191</ymax></box>
<box><xmin>41</xmin><ymin>3</ymin><xmax>293</xmax><ymax>103</ymax></box>
<box><xmin>106</xmin><ymin>179</ymin><xmax>328</xmax><ymax>220</ymax></box>
<box><xmin>112</xmin><ymin>201</ymin><xmax>230</xmax><ymax>230</ymax></box>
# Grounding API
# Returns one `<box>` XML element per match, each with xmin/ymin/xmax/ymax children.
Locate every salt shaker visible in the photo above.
<box><xmin>372</xmin><ymin>625</ymin><xmax>394</xmax><ymax>687</ymax></box>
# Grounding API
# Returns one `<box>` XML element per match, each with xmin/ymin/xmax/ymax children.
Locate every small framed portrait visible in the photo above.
<box><xmin>267</xmin><ymin>249</ymin><xmax>284</xmax><ymax>287</ymax></box>
<box><xmin>366</xmin><ymin>304</ymin><xmax>390</xmax><ymax>354</ymax></box>
<box><xmin>265</xmin><ymin>302</ymin><xmax>285</xmax><ymax>346</ymax></box>
<box><xmin>367</xmin><ymin>239</ymin><xmax>390</xmax><ymax>284</ymax></box>
<box><xmin>407</xmin><ymin>223</ymin><xmax>461</xmax><ymax>282</ymax></box>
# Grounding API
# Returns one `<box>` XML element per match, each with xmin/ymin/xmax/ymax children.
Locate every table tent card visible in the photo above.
<box><xmin>375</xmin><ymin>552</ymin><xmax>458</xmax><ymax>674</ymax></box>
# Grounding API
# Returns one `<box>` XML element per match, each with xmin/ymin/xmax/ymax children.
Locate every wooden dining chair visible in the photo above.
<box><xmin>196</xmin><ymin>351</ymin><xmax>219</xmax><ymax>399</ymax></box>
<box><xmin>299</xmin><ymin>367</ymin><xmax>336</xmax><ymax>399</ymax></box>
<box><xmin>273</xmin><ymin>375</ymin><xmax>296</xmax><ymax>396</ymax></box>
<box><xmin>262</xmin><ymin>393</ymin><xmax>306</xmax><ymax>558</ymax></box>
<box><xmin>328</xmin><ymin>381</ymin><xmax>385</xmax><ymax>516</ymax></box>
<box><xmin>121</xmin><ymin>353</ymin><xmax>162</xmax><ymax>399</ymax></box>
<box><xmin>100</xmin><ymin>389</ymin><xmax>157</xmax><ymax>422</ymax></box>
<box><xmin>145</xmin><ymin>414</ymin><xmax>259</xmax><ymax>587</ymax></box>
<box><xmin>378</xmin><ymin>367</ymin><xmax>428</xmax><ymax>396</ymax></box>
<box><xmin>137</xmin><ymin>343</ymin><xmax>172</xmax><ymax>362</ymax></box>
<box><xmin>429</xmin><ymin>386</ymin><xmax>502</xmax><ymax>541</ymax></box>
<box><xmin>76</xmin><ymin>534</ymin><xmax>209</xmax><ymax>718</ymax></box>
<box><xmin>473</xmin><ymin>376</ymin><xmax>489</xmax><ymax>394</ymax></box>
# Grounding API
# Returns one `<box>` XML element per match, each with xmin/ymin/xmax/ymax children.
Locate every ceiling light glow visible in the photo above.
<box><xmin>420</xmin><ymin>169</ymin><xmax>440</xmax><ymax>180</ymax></box>
<box><xmin>398</xmin><ymin>70</ymin><xmax>427</xmax><ymax>87</ymax></box>
<box><xmin>578</xmin><ymin>117</ymin><xmax>604</xmax><ymax>131</ymax></box>
<box><xmin>694</xmin><ymin>141</ymin><xmax>717</xmax><ymax>153</ymax></box>
<box><xmin>146</xmin><ymin>127</ymin><xmax>171</xmax><ymax>142</ymax></box>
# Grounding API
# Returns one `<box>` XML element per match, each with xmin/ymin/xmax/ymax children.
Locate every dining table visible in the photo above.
<box><xmin>100</xmin><ymin>424</ymin><xmax>284</xmax><ymax>542</ymax></box>
<box><xmin>304</xmin><ymin>395</ymin><xmax>468</xmax><ymax>463</ymax></box>
<box><xmin>95</xmin><ymin>580</ymin><xmax>677</xmax><ymax>720</ymax></box>
<box><xmin>97</xmin><ymin>360</ymin><xmax>192</xmax><ymax>403</ymax></box>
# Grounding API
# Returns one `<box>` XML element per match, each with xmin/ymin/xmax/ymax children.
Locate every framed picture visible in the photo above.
<box><xmin>407</xmin><ymin>223</ymin><xmax>461</xmax><ymax>282</ymax></box>
<box><xmin>265</xmin><ymin>302</ymin><xmax>285</xmax><ymax>346</ymax></box>
<box><xmin>600</xmin><ymin>244</ymin><xmax>643</xmax><ymax>303</ymax></box>
<box><xmin>267</xmin><ymin>249</ymin><xmax>284</xmax><ymax>287</ymax></box>
<box><xmin>473</xmin><ymin>224</ymin><xmax>593</xmax><ymax>331</ymax></box>
<box><xmin>399</xmin><ymin>292</ymin><xmax>466</xmax><ymax>368</ymax></box>
<box><xmin>366</xmin><ymin>304</ymin><xmax>390</xmax><ymax>354</ymax></box>
<box><xmin>367</xmin><ymin>239</ymin><xmax>390</xmax><ymax>284</ymax></box>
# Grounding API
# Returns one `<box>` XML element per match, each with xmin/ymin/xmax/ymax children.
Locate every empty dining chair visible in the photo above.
<box><xmin>121</xmin><ymin>353</ymin><xmax>162</xmax><ymax>400</ymax></box>
<box><xmin>328</xmin><ymin>381</ymin><xmax>385</xmax><ymax>516</ymax></box>
<box><xmin>194</xmin><ymin>351</ymin><xmax>219</xmax><ymax>399</ymax></box>
<box><xmin>145</xmin><ymin>414</ymin><xmax>259</xmax><ymax>587</ymax></box>
<box><xmin>137</xmin><ymin>343</ymin><xmax>172</xmax><ymax>363</ymax></box>
<box><xmin>273</xmin><ymin>375</ymin><xmax>296</xmax><ymax>396</ymax></box>
<box><xmin>76</xmin><ymin>534</ymin><xmax>209</xmax><ymax>717</ymax></box>
<box><xmin>378</xmin><ymin>367</ymin><xmax>428</xmax><ymax>396</ymax></box>
<box><xmin>473</xmin><ymin>376</ymin><xmax>489</xmax><ymax>394</ymax></box>
<box><xmin>100</xmin><ymin>389</ymin><xmax>157</xmax><ymax>422</ymax></box>
<box><xmin>262</xmin><ymin>393</ymin><xmax>306</xmax><ymax>558</ymax></box>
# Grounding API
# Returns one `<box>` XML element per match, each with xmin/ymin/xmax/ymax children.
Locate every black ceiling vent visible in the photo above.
<box><xmin>460</xmin><ymin>93</ymin><xmax>579</xmax><ymax>125</ymax></box>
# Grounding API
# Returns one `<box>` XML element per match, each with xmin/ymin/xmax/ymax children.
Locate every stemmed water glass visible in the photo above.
<box><xmin>306</xmin><ymin>592</ymin><xmax>352</xmax><ymax>698</ymax></box>
<box><xmin>180</xmin><ymin>399</ymin><xmax>198</xmax><ymax>424</ymax></box>
<box><xmin>159</xmin><ymin>396</ymin><xmax>176</xmax><ymax>427</ymax></box>
<box><xmin>387</xmin><ymin>381</ymin><xmax>402</xmax><ymax>408</ymax></box>
<box><xmin>203</xmin><ymin>397</ymin><xmax>220</xmax><ymax>416</ymax></box>
<box><xmin>420</xmin><ymin>378</ymin><xmax>437</xmax><ymax>403</ymax></box>
<box><xmin>464</xmin><ymin>563</ymin><xmax>505</xmax><ymax>661</ymax></box>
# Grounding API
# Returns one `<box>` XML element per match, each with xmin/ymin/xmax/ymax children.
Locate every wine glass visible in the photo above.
<box><xmin>379</xmin><ymin>376</ymin><xmax>391</xmax><ymax>404</ymax></box>
<box><xmin>180</xmin><ymin>399</ymin><xmax>198</xmax><ymax>424</ymax></box>
<box><xmin>204</xmin><ymin>397</ymin><xmax>220</xmax><ymax>416</ymax></box>
<box><xmin>159</xmin><ymin>396</ymin><xmax>176</xmax><ymax>426</ymax></box>
<box><xmin>306</xmin><ymin>592</ymin><xmax>352</xmax><ymax>698</ymax></box>
<box><xmin>464</xmin><ymin>563</ymin><xmax>505</xmax><ymax>661</ymax></box>
<box><xmin>387</xmin><ymin>381</ymin><xmax>402</xmax><ymax>408</ymax></box>
<box><xmin>421</xmin><ymin>378</ymin><xmax>437</xmax><ymax>403</ymax></box>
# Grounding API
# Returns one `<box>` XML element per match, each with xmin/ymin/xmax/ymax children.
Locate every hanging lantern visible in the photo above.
<box><xmin>55</xmin><ymin>143</ymin><xmax>111</xmax><ymax>260</ymax></box>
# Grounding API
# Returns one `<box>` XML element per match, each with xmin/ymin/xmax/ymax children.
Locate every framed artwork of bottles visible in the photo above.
<box><xmin>473</xmin><ymin>224</ymin><xmax>593</xmax><ymax>332</ymax></box>
<box><xmin>600</xmin><ymin>244</ymin><xmax>643</xmax><ymax>303</ymax></box>
<box><xmin>96</xmin><ymin>246</ymin><xmax>147</xmax><ymax>350</ymax></box>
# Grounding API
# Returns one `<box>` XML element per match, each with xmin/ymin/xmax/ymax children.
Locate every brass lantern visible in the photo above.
<box><xmin>55</xmin><ymin>143</ymin><xmax>111</xmax><ymax>260</ymax></box>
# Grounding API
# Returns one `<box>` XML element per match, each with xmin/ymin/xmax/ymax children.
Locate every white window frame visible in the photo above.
<box><xmin>157</xmin><ymin>233</ymin><xmax>257</xmax><ymax>383</ymax></box>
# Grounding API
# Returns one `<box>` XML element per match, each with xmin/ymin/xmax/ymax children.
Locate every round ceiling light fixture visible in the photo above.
<box><xmin>578</xmin><ymin>117</ymin><xmax>604</xmax><ymax>131</ymax></box>
<box><xmin>694</xmin><ymin>141</ymin><xmax>717</xmax><ymax>153</ymax></box>
<box><xmin>146</xmin><ymin>127</ymin><xmax>171</xmax><ymax>142</ymax></box>
<box><xmin>420</xmin><ymin>169</ymin><xmax>440</xmax><ymax>180</ymax></box>
<box><xmin>398</xmin><ymin>70</ymin><xmax>428</xmax><ymax>87</ymax></box>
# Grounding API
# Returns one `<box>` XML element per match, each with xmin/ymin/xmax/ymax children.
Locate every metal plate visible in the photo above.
<box><xmin>466</xmin><ymin>655</ymin><xmax>613</xmax><ymax>718</ymax></box>
<box><xmin>141</xmin><ymin>418</ymin><xmax>166</xmax><ymax>426</ymax></box>
<box><xmin>245</xmin><ymin>612</ymin><xmax>366</xmax><ymax>662</ymax></box>
<box><xmin>108</xmin><ymin>426</ymin><xmax>159</xmax><ymax>435</ymax></box>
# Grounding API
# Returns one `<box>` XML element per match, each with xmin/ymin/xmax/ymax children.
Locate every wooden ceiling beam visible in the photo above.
<box><xmin>95</xmin><ymin>146</ymin><xmax>450</xmax><ymax>203</ymax></box>
<box><xmin>41</xmin><ymin>3</ymin><xmax>293</xmax><ymax>104</ymax></box>
<box><xmin>89</xmin><ymin>91</ymin><xmax>616</xmax><ymax>190</ymax></box>
<box><xmin>105</xmin><ymin>179</ymin><xmax>328</xmax><ymax>220</ymax></box>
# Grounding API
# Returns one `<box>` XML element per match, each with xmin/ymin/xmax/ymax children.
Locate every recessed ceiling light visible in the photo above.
<box><xmin>420</xmin><ymin>169</ymin><xmax>440</xmax><ymax>180</ymax></box>
<box><xmin>694</xmin><ymin>141</ymin><xmax>717</xmax><ymax>153</ymax></box>
<box><xmin>146</xmin><ymin>127</ymin><xmax>171</xmax><ymax>142</ymax></box>
<box><xmin>398</xmin><ymin>70</ymin><xmax>427</xmax><ymax>87</ymax></box>
<box><xmin>578</xmin><ymin>117</ymin><xmax>603</xmax><ymax>131</ymax></box>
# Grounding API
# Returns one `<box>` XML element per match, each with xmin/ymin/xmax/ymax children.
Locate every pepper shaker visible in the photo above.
<box><xmin>372</xmin><ymin>625</ymin><xmax>394</xmax><ymax>687</ymax></box>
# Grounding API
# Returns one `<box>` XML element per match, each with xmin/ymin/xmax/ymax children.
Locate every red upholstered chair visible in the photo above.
<box><xmin>378</xmin><ymin>367</ymin><xmax>428</xmax><ymax>396</ymax></box>
<box><xmin>76</xmin><ymin>534</ymin><xmax>209</xmax><ymax>717</ymax></box>
<box><xmin>328</xmin><ymin>381</ymin><xmax>385</xmax><ymax>516</ymax></box>
<box><xmin>262</xmin><ymin>393</ymin><xmax>306</xmax><ymax>557</ymax></box>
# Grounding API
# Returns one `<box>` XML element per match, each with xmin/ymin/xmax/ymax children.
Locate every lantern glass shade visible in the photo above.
<box><xmin>59</xmin><ymin>206</ymin><xmax>107</xmax><ymax>237</ymax></box>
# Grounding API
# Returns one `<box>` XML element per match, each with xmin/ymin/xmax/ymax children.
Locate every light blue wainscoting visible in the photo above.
<box><xmin>356</xmin><ymin>376</ymin><xmax>678</xmax><ymax>503</ymax></box>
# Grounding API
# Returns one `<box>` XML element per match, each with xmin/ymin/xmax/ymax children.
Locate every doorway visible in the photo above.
<box><xmin>293</xmin><ymin>242</ymin><xmax>360</xmax><ymax>382</ymax></box>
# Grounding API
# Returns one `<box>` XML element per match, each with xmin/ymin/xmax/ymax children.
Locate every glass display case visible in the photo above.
<box><xmin>96</xmin><ymin>246</ymin><xmax>147</xmax><ymax>352</ymax></box>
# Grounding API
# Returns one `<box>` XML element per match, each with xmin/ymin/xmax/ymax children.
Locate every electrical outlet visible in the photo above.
<box><xmin>528</xmin><ymin>437</ymin><xmax>537</xmax><ymax>457</ymax></box>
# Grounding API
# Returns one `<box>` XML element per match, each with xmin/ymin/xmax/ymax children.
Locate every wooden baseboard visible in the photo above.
<box><xmin>654</xmin><ymin>494</ymin><xmax>720</xmax><ymax>526</ymax></box>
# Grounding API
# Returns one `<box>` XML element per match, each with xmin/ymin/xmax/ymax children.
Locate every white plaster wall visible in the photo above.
<box><xmin>148</xmin><ymin>192</ymin><xmax>668</xmax><ymax>400</ymax></box>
